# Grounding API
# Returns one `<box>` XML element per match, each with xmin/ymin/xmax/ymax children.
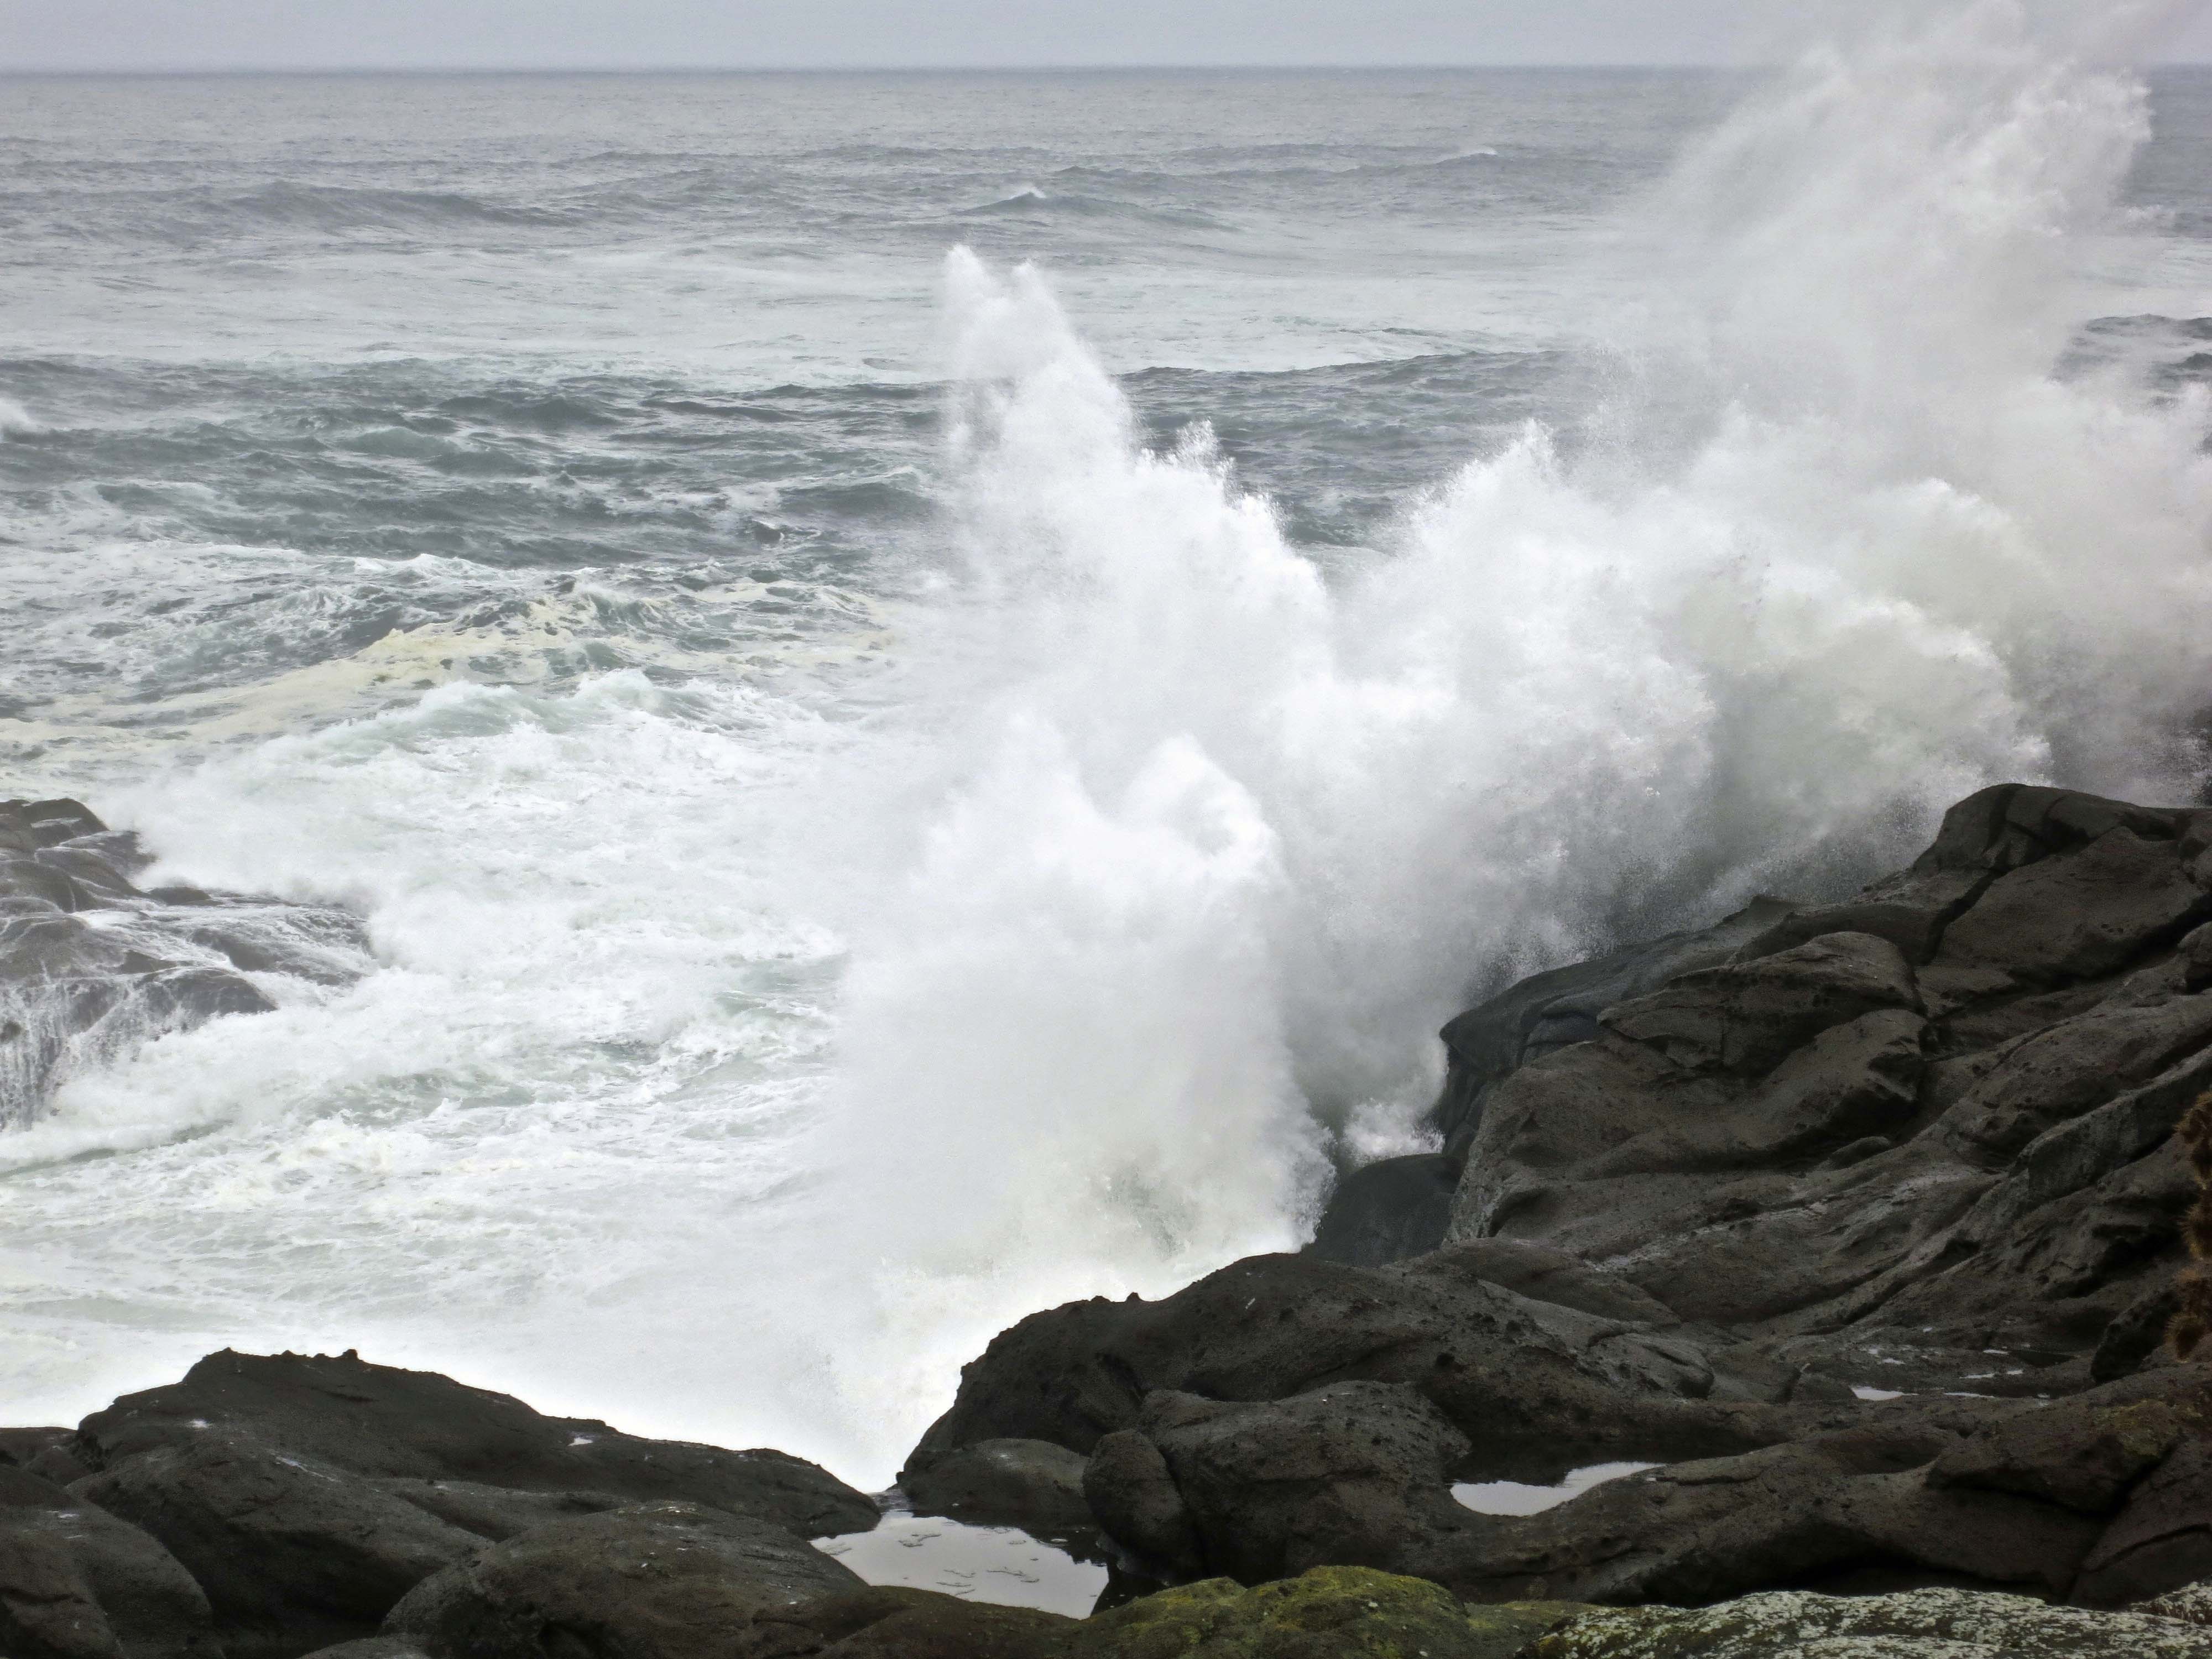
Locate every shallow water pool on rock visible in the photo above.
<box><xmin>813</xmin><ymin>1509</ymin><xmax>1108</xmax><ymax>1617</ymax></box>
<box><xmin>1452</xmin><ymin>1460</ymin><xmax>1660</xmax><ymax>1517</ymax></box>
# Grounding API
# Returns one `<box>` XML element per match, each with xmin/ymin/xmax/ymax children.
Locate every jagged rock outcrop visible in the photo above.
<box><xmin>1087</xmin><ymin>1382</ymin><xmax>1473</xmax><ymax>1587</ymax></box>
<box><xmin>1431</xmin><ymin>898</ymin><xmax>1801</xmax><ymax>1165</ymax></box>
<box><xmin>45</xmin><ymin>1349</ymin><xmax>876</xmax><ymax>1658</ymax></box>
<box><xmin>74</xmin><ymin>1349</ymin><xmax>873</xmax><ymax>1539</ymax></box>
<box><xmin>1450</xmin><ymin>784</ymin><xmax>2212</xmax><ymax>1398</ymax></box>
<box><xmin>904</xmin><ymin>1248</ymin><xmax>1801</xmax><ymax>1490</ymax></box>
<box><xmin>1</xmin><ymin>799</ymin><xmax>373</xmax><ymax>1123</ymax></box>
<box><xmin>912</xmin><ymin>785</ymin><xmax>2212</xmax><ymax>1615</ymax></box>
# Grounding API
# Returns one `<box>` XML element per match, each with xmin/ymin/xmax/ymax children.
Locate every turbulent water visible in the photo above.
<box><xmin>10</xmin><ymin>4</ymin><xmax>2212</xmax><ymax>1487</ymax></box>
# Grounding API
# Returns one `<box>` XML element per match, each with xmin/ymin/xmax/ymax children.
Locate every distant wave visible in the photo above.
<box><xmin>0</xmin><ymin>396</ymin><xmax>45</xmax><ymax>437</ymax></box>
<box><xmin>955</xmin><ymin>184</ymin><xmax>1232</xmax><ymax>231</ymax></box>
<box><xmin>956</xmin><ymin>185</ymin><xmax>1052</xmax><ymax>214</ymax></box>
<box><xmin>231</xmin><ymin>181</ymin><xmax>575</xmax><ymax>232</ymax></box>
<box><xmin>0</xmin><ymin>180</ymin><xmax>582</xmax><ymax>241</ymax></box>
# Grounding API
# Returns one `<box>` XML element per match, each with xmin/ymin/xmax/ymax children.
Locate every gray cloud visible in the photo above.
<box><xmin>3</xmin><ymin>0</ymin><xmax>2211</xmax><ymax>72</ymax></box>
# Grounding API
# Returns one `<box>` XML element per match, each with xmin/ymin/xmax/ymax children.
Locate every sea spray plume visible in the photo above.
<box><xmin>1645</xmin><ymin>0</ymin><xmax>2159</xmax><ymax>421</ymax></box>
<box><xmin>832</xmin><ymin>253</ymin><xmax>1331</xmax><ymax>1284</ymax></box>
<box><xmin>822</xmin><ymin>2</ymin><xmax>2212</xmax><ymax>1450</ymax></box>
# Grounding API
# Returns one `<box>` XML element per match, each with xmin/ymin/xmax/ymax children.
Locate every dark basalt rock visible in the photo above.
<box><xmin>1443</xmin><ymin>786</ymin><xmax>2212</xmax><ymax>1392</ymax></box>
<box><xmin>912</xmin><ymin>784</ymin><xmax>2212</xmax><ymax>1616</ymax></box>
<box><xmin>0</xmin><ymin>799</ymin><xmax>373</xmax><ymax>1124</ymax></box>
<box><xmin>0</xmin><ymin>1463</ymin><xmax>219</xmax><ymax>1659</ymax></box>
<box><xmin>904</xmin><ymin>1249</ymin><xmax>1799</xmax><ymax>1491</ymax></box>
<box><xmin>727</xmin><ymin>1587</ymin><xmax>1073</xmax><ymax>1659</ymax></box>
<box><xmin>898</xmin><ymin>1437</ymin><xmax>1098</xmax><ymax>1550</ymax></box>
<box><xmin>1428</xmin><ymin>1369</ymin><xmax>2212</xmax><ymax>1608</ymax></box>
<box><xmin>1083</xmin><ymin>1430</ymin><xmax>1202</xmax><ymax>1577</ymax></box>
<box><xmin>77</xmin><ymin>1348</ymin><xmax>875</xmax><ymax>1540</ymax></box>
<box><xmin>1088</xmin><ymin>1382</ymin><xmax>1474</xmax><ymax>1587</ymax></box>
<box><xmin>0</xmin><ymin>1425</ymin><xmax>96</xmax><ymax>1485</ymax></box>
<box><xmin>76</xmin><ymin>1431</ymin><xmax>486</xmax><ymax>1659</ymax></box>
<box><xmin>381</xmin><ymin>1502</ymin><xmax>867</xmax><ymax>1659</ymax></box>
<box><xmin>1432</xmin><ymin>898</ymin><xmax>1798</xmax><ymax>1162</ymax></box>
<box><xmin>1306</xmin><ymin>1154</ymin><xmax>1459</xmax><ymax>1268</ymax></box>
<box><xmin>54</xmin><ymin>1349</ymin><xmax>876</xmax><ymax>1658</ymax></box>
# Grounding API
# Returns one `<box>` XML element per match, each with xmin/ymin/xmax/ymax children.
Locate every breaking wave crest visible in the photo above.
<box><xmin>818</xmin><ymin>0</ymin><xmax>2212</xmax><ymax>1404</ymax></box>
<box><xmin>13</xmin><ymin>1</ymin><xmax>2212</xmax><ymax>1488</ymax></box>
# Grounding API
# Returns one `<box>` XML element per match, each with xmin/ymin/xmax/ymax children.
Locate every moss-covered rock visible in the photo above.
<box><xmin>2136</xmin><ymin>1577</ymin><xmax>2212</xmax><ymax>1624</ymax></box>
<box><xmin>1531</xmin><ymin>1587</ymin><xmax>2212</xmax><ymax>1658</ymax></box>
<box><xmin>1061</xmin><ymin>1566</ymin><xmax>1591</xmax><ymax>1658</ymax></box>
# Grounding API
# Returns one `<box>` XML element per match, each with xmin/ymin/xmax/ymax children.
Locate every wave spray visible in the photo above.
<box><xmin>817</xmin><ymin>0</ymin><xmax>2212</xmax><ymax>1464</ymax></box>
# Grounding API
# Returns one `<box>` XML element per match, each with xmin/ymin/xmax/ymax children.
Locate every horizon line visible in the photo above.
<box><xmin>11</xmin><ymin>59</ymin><xmax>2212</xmax><ymax>77</ymax></box>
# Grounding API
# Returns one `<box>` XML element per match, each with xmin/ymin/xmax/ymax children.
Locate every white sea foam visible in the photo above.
<box><xmin>813</xmin><ymin>0</ymin><xmax>2212</xmax><ymax>1458</ymax></box>
<box><xmin>0</xmin><ymin>396</ymin><xmax>45</xmax><ymax>436</ymax></box>
<box><xmin>7</xmin><ymin>2</ymin><xmax>2212</xmax><ymax>1490</ymax></box>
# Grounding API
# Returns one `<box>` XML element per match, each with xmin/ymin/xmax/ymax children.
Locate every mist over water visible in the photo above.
<box><xmin>7</xmin><ymin>4</ymin><xmax>2212</xmax><ymax>1485</ymax></box>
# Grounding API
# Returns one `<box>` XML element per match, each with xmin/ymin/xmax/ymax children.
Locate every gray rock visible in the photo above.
<box><xmin>734</xmin><ymin>1585</ymin><xmax>1076</xmax><ymax>1657</ymax></box>
<box><xmin>1596</xmin><ymin>932</ymin><xmax>1921</xmax><ymax>1078</ymax></box>
<box><xmin>294</xmin><ymin>1644</ymin><xmax>433</xmax><ymax>1659</ymax></box>
<box><xmin>914</xmin><ymin>785</ymin><xmax>2212</xmax><ymax>1615</ymax></box>
<box><xmin>1083</xmin><ymin>1430</ymin><xmax>1199</xmax><ymax>1575</ymax></box>
<box><xmin>77</xmin><ymin>1349</ymin><xmax>876</xmax><ymax>1541</ymax></box>
<box><xmin>1307</xmin><ymin>1154</ymin><xmax>1459</xmax><ymax>1268</ymax></box>
<box><xmin>904</xmin><ymin>1251</ymin><xmax>1794</xmax><ymax>1489</ymax></box>
<box><xmin>2135</xmin><ymin>1577</ymin><xmax>2212</xmax><ymax>1624</ymax></box>
<box><xmin>1537</xmin><ymin>1587</ymin><xmax>2212</xmax><ymax>1658</ymax></box>
<box><xmin>1438</xmin><ymin>1423</ymin><xmax>2105</xmax><ymax>1606</ymax></box>
<box><xmin>0</xmin><ymin>1464</ymin><xmax>218</xmax><ymax>1659</ymax></box>
<box><xmin>381</xmin><ymin>1502</ymin><xmax>865</xmax><ymax>1659</ymax></box>
<box><xmin>0</xmin><ymin>797</ymin><xmax>374</xmax><ymax>1125</ymax></box>
<box><xmin>1432</xmin><ymin>899</ymin><xmax>1797</xmax><ymax>1161</ymax></box>
<box><xmin>0</xmin><ymin>1427</ymin><xmax>95</xmax><ymax>1485</ymax></box>
<box><xmin>1937</xmin><ymin>826</ymin><xmax>2212</xmax><ymax>983</ymax></box>
<box><xmin>1434</xmin><ymin>790</ymin><xmax>2212</xmax><ymax>1376</ymax></box>
<box><xmin>73</xmin><ymin>1429</ymin><xmax>485</xmax><ymax>1658</ymax></box>
<box><xmin>369</xmin><ymin>1479</ymin><xmax>629</xmax><ymax>1542</ymax></box>
<box><xmin>1133</xmin><ymin>1381</ymin><xmax>1473</xmax><ymax>1584</ymax></box>
<box><xmin>2076</xmin><ymin>1438</ymin><xmax>2212</xmax><ymax>1608</ymax></box>
<box><xmin>899</xmin><ymin>1438</ymin><xmax>1095</xmax><ymax>1546</ymax></box>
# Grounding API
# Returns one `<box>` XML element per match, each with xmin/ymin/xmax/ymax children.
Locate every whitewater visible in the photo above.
<box><xmin>9</xmin><ymin>2</ymin><xmax>2212</xmax><ymax>1488</ymax></box>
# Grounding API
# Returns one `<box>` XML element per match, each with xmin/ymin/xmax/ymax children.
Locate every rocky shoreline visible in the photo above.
<box><xmin>0</xmin><ymin>797</ymin><xmax>372</xmax><ymax>1123</ymax></box>
<box><xmin>12</xmin><ymin>782</ymin><xmax>2212</xmax><ymax>1656</ymax></box>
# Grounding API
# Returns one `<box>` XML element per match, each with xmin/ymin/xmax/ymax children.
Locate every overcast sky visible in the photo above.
<box><xmin>6</xmin><ymin>0</ymin><xmax>2212</xmax><ymax>72</ymax></box>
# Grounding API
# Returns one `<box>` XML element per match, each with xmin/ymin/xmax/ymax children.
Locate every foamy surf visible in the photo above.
<box><xmin>6</xmin><ymin>4</ymin><xmax>2212</xmax><ymax>1493</ymax></box>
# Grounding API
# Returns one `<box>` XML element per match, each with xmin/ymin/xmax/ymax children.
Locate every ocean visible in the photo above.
<box><xmin>8</xmin><ymin>13</ymin><xmax>2212</xmax><ymax>1489</ymax></box>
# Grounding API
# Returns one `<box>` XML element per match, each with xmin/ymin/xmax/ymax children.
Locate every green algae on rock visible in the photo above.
<box><xmin>1063</xmin><ymin>1566</ymin><xmax>1591</xmax><ymax>1659</ymax></box>
<box><xmin>1531</xmin><ymin>1587</ymin><xmax>2212</xmax><ymax>1658</ymax></box>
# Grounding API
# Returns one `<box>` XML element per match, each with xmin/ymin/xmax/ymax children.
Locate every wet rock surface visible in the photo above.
<box><xmin>75</xmin><ymin>1348</ymin><xmax>875</xmax><ymax>1541</ymax></box>
<box><xmin>20</xmin><ymin>783</ymin><xmax>2212</xmax><ymax>1654</ymax></box>
<box><xmin>0</xmin><ymin>1463</ymin><xmax>218</xmax><ymax>1659</ymax></box>
<box><xmin>911</xmin><ymin>785</ymin><xmax>2212</xmax><ymax>1626</ymax></box>
<box><xmin>899</xmin><ymin>1437</ymin><xmax>1102</xmax><ymax>1554</ymax></box>
<box><xmin>0</xmin><ymin>799</ymin><xmax>373</xmax><ymax>1123</ymax></box>
<box><xmin>14</xmin><ymin>1349</ymin><xmax>877</xmax><ymax>1659</ymax></box>
<box><xmin>382</xmin><ymin>1502</ymin><xmax>867</xmax><ymax>1659</ymax></box>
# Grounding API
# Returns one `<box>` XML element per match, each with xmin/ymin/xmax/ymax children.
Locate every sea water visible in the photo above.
<box><xmin>8</xmin><ymin>4</ymin><xmax>2212</xmax><ymax>1490</ymax></box>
